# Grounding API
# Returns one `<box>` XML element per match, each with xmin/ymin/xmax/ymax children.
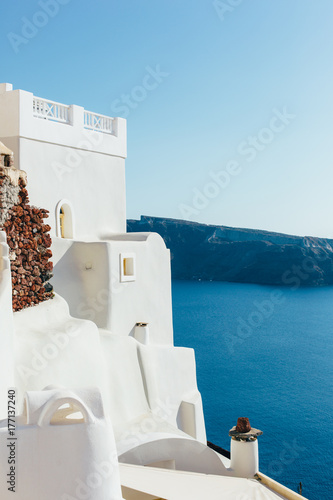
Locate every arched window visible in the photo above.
<box><xmin>59</xmin><ymin>208</ymin><xmax>65</xmax><ymax>238</ymax></box>
<box><xmin>56</xmin><ymin>200</ymin><xmax>74</xmax><ymax>239</ymax></box>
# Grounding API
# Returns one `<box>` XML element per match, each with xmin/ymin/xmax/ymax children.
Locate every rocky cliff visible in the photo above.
<box><xmin>0</xmin><ymin>142</ymin><xmax>53</xmax><ymax>311</ymax></box>
<box><xmin>127</xmin><ymin>216</ymin><xmax>333</xmax><ymax>287</ymax></box>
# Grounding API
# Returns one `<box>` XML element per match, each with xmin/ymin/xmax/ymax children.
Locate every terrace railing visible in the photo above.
<box><xmin>84</xmin><ymin>110</ymin><xmax>114</xmax><ymax>135</ymax></box>
<box><xmin>33</xmin><ymin>97</ymin><xmax>70</xmax><ymax>124</ymax></box>
<box><xmin>32</xmin><ymin>96</ymin><xmax>116</xmax><ymax>135</ymax></box>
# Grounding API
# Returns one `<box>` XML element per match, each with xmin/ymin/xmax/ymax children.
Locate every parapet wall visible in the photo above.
<box><xmin>0</xmin><ymin>83</ymin><xmax>127</xmax><ymax>159</ymax></box>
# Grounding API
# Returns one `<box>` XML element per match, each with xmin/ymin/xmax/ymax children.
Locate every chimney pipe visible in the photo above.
<box><xmin>229</xmin><ymin>417</ymin><xmax>263</xmax><ymax>478</ymax></box>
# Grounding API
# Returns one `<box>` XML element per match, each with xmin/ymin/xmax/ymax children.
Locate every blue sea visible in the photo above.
<box><xmin>172</xmin><ymin>280</ymin><xmax>333</xmax><ymax>500</ymax></box>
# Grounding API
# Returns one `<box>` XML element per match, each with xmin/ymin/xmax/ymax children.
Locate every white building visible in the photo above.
<box><xmin>0</xmin><ymin>83</ymin><xmax>306</xmax><ymax>500</ymax></box>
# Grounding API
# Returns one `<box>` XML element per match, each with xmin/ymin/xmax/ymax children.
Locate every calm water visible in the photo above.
<box><xmin>172</xmin><ymin>280</ymin><xmax>333</xmax><ymax>500</ymax></box>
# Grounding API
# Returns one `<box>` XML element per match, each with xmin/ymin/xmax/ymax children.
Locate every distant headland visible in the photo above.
<box><xmin>127</xmin><ymin>216</ymin><xmax>333</xmax><ymax>287</ymax></box>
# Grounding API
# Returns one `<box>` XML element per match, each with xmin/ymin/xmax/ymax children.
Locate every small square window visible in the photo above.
<box><xmin>120</xmin><ymin>253</ymin><xmax>136</xmax><ymax>282</ymax></box>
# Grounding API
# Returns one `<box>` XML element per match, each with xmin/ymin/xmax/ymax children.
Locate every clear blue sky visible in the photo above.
<box><xmin>1</xmin><ymin>0</ymin><xmax>333</xmax><ymax>237</ymax></box>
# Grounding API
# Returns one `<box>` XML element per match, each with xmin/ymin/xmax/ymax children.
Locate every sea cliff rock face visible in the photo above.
<box><xmin>127</xmin><ymin>216</ymin><xmax>333</xmax><ymax>287</ymax></box>
<box><xmin>0</xmin><ymin>165</ymin><xmax>53</xmax><ymax>311</ymax></box>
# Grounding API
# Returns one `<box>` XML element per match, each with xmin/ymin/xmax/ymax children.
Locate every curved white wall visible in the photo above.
<box><xmin>52</xmin><ymin>233</ymin><xmax>173</xmax><ymax>345</ymax></box>
<box><xmin>0</xmin><ymin>232</ymin><xmax>14</xmax><ymax>419</ymax></box>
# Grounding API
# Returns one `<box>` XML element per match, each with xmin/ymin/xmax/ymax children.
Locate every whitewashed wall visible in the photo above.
<box><xmin>13</xmin><ymin>295</ymin><xmax>207</xmax><ymax>454</ymax></box>
<box><xmin>0</xmin><ymin>84</ymin><xmax>127</xmax><ymax>238</ymax></box>
<box><xmin>51</xmin><ymin>232</ymin><xmax>174</xmax><ymax>345</ymax></box>
<box><xmin>0</xmin><ymin>83</ymin><xmax>209</xmax><ymax>481</ymax></box>
<box><xmin>0</xmin><ymin>232</ymin><xmax>14</xmax><ymax>419</ymax></box>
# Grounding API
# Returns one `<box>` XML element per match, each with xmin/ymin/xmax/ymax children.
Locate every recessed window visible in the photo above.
<box><xmin>59</xmin><ymin>208</ymin><xmax>65</xmax><ymax>238</ymax></box>
<box><xmin>56</xmin><ymin>200</ymin><xmax>74</xmax><ymax>239</ymax></box>
<box><xmin>123</xmin><ymin>257</ymin><xmax>134</xmax><ymax>276</ymax></box>
<box><xmin>120</xmin><ymin>253</ymin><xmax>136</xmax><ymax>282</ymax></box>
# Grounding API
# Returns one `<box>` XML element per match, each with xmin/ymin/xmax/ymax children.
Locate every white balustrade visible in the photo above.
<box><xmin>33</xmin><ymin>97</ymin><xmax>70</xmax><ymax>124</ymax></box>
<box><xmin>32</xmin><ymin>96</ymin><xmax>116</xmax><ymax>135</ymax></box>
<box><xmin>84</xmin><ymin>110</ymin><xmax>114</xmax><ymax>134</ymax></box>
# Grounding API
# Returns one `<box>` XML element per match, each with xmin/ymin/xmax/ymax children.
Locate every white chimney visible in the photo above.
<box><xmin>134</xmin><ymin>322</ymin><xmax>150</xmax><ymax>344</ymax></box>
<box><xmin>229</xmin><ymin>417</ymin><xmax>262</xmax><ymax>478</ymax></box>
